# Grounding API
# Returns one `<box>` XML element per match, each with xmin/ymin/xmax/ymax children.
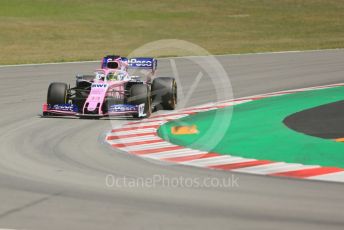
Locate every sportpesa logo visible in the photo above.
<box><xmin>129</xmin><ymin>58</ymin><xmax>153</xmax><ymax>67</ymax></box>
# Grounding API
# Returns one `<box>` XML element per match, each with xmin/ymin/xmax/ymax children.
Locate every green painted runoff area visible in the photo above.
<box><xmin>158</xmin><ymin>86</ymin><xmax>344</xmax><ymax>168</ymax></box>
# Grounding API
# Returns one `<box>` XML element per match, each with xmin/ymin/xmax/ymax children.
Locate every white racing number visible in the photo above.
<box><xmin>138</xmin><ymin>103</ymin><xmax>146</xmax><ymax>117</ymax></box>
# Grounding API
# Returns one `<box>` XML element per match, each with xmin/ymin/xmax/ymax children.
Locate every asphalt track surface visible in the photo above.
<box><xmin>1</xmin><ymin>50</ymin><xmax>344</xmax><ymax>230</ymax></box>
<box><xmin>284</xmin><ymin>100</ymin><xmax>344</xmax><ymax>139</ymax></box>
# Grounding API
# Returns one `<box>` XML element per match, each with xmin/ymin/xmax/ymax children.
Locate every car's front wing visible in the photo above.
<box><xmin>42</xmin><ymin>103</ymin><xmax>146</xmax><ymax>117</ymax></box>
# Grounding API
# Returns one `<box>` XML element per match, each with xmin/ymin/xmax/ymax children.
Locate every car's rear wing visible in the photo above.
<box><xmin>127</xmin><ymin>57</ymin><xmax>157</xmax><ymax>72</ymax></box>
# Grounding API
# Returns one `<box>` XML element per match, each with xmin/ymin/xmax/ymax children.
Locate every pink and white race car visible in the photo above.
<box><xmin>43</xmin><ymin>55</ymin><xmax>177</xmax><ymax>118</ymax></box>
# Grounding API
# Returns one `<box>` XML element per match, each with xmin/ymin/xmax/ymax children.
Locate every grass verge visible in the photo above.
<box><xmin>1</xmin><ymin>0</ymin><xmax>344</xmax><ymax>64</ymax></box>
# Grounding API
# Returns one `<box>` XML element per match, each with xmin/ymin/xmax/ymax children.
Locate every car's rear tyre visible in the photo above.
<box><xmin>152</xmin><ymin>77</ymin><xmax>177</xmax><ymax>110</ymax></box>
<box><xmin>129</xmin><ymin>84</ymin><xmax>152</xmax><ymax>118</ymax></box>
<box><xmin>47</xmin><ymin>82</ymin><xmax>68</xmax><ymax>105</ymax></box>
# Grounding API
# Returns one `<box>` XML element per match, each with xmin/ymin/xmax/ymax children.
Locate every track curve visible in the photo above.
<box><xmin>1</xmin><ymin>50</ymin><xmax>344</xmax><ymax>230</ymax></box>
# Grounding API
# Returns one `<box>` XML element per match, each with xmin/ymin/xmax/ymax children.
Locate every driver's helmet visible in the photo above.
<box><xmin>107</xmin><ymin>71</ymin><xmax>126</xmax><ymax>81</ymax></box>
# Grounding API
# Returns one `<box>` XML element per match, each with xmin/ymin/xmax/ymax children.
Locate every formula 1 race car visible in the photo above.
<box><xmin>42</xmin><ymin>55</ymin><xmax>177</xmax><ymax>118</ymax></box>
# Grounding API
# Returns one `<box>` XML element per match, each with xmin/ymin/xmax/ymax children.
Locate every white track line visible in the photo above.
<box><xmin>184</xmin><ymin>156</ymin><xmax>255</xmax><ymax>167</ymax></box>
<box><xmin>123</xmin><ymin>121</ymin><xmax>168</xmax><ymax>127</ymax></box>
<box><xmin>232</xmin><ymin>163</ymin><xmax>320</xmax><ymax>175</ymax></box>
<box><xmin>143</xmin><ymin>149</ymin><xmax>208</xmax><ymax>159</ymax></box>
<box><xmin>108</xmin><ymin>136</ymin><xmax>162</xmax><ymax>144</ymax></box>
<box><xmin>307</xmin><ymin>171</ymin><xmax>344</xmax><ymax>182</ymax></box>
<box><xmin>112</xmin><ymin>128</ymin><xmax>159</xmax><ymax>135</ymax></box>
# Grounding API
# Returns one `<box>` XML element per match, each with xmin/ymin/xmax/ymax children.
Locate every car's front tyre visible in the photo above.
<box><xmin>47</xmin><ymin>82</ymin><xmax>68</xmax><ymax>105</ymax></box>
